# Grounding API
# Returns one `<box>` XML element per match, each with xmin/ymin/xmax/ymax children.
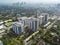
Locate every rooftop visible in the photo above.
<box><xmin>20</xmin><ymin>17</ymin><xmax>28</xmax><ymax>20</ymax></box>
<box><xmin>0</xmin><ymin>30</ymin><xmax>5</xmax><ymax>33</ymax></box>
<box><xmin>38</xmin><ymin>15</ymin><xmax>44</xmax><ymax>18</ymax></box>
<box><xmin>0</xmin><ymin>25</ymin><xmax>7</xmax><ymax>30</ymax></box>
<box><xmin>13</xmin><ymin>22</ymin><xmax>24</xmax><ymax>27</ymax></box>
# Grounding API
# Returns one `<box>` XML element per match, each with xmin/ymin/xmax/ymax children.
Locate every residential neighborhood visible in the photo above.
<box><xmin>0</xmin><ymin>0</ymin><xmax>60</xmax><ymax>45</ymax></box>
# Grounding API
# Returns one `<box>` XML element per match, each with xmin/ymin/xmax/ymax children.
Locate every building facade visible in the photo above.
<box><xmin>28</xmin><ymin>17</ymin><xmax>39</xmax><ymax>32</ymax></box>
<box><xmin>38</xmin><ymin>15</ymin><xmax>44</xmax><ymax>26</ymax></box>
<box><xmin>19</xmin><ymin>17</ymin><xmax>40</xmax><ymax>32</ymax></box>
<box><xmin>13</xmin><ymin>22</ymin><xmax>24</xmax><ymax>35</ymax></box>
<box><xmin>41</xmin><ymin>13</ymin><xmax>49</xmax><ymax>25</ymax></box>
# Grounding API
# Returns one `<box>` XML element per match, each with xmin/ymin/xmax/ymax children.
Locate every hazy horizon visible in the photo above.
<box><xmin>1</xmin><ymin>0</ymin><xmax>60</xmax><ymax>4</ymax></box>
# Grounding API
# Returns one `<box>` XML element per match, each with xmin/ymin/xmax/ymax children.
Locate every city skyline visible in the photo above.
<box><xmin>1</xmin><ymin>0</ymin><xmax>60</xmax><ymax>4</ymax></box>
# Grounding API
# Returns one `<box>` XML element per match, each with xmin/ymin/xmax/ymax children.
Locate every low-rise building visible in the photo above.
<box><xmin>0</xmin><ymin>40</ymin><xmax>3</xmax><ymax>45</ymax></box>
<box><xmin>0</xmin><ymin>25</ymin><xmax>7</xmax><ymax>30</ymax></box>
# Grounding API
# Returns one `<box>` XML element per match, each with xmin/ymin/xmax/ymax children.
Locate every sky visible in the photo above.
<box><xmin>0</xmin><ymin>0</ymin><xmax>60</xmax><ymax>4</ymax></box>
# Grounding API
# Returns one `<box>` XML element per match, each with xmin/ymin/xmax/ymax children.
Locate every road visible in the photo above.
<box><xmin>21</xmin><ymin>20</ymin><xmax>57</xmax><ymax>45</ymax></box>
<box><xmin>8</xmin><ymin>26</ymin><xmax>12</xmax><ymax>30</ymax></box>
<box><xmin>36</xmin><ymin>20</ymin><xmax>57</xmax><ymax>45</ymax></box>
<box><xmin>47</xmin><ymin>20</ymin><xmax>57</xmax><ymax>29</ymax></box>
<box><xmin>43</xmin><ymin>20</ymin><xmax>57</xmax><ymax>34</ymax></box>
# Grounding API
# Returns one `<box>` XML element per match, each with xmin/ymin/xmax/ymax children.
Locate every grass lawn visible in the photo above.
<box><xmin>57</xmin><ymin>30</ymin><xmax>60</xmax><ymax>34</ymax></box>
<box><xmin>5</xmin><ymin>22</ymin><xmax>13</xmax><ymax>27</ymax></box>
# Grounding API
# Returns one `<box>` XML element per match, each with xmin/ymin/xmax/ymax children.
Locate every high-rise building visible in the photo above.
<box><xmin>19</xmin><ymin>17</ymin><xmax>39</xmax><ymax>32</ymax></box>
<box><xmin>19</xmin><ymin>17</ymin><xmax>28</xmax><ymax>25</ymax></box>
<box><xmin>28</xmin><ymin>17</ymin><xmax>39</xmax><ymax>32</ymax></box>
<box><xmin>41</xmin><ymin>13</ymin><xmax>49</xmax><ymax>24</ymax></box>
<box><xmin>38</xmin><ymin>15</ymin><xmax>44</xmax><ymax>26</ymax></box>
<box><xmin>13</xmin><ymin>22</ymin><xmax>24</xmax><ymax>35</ymax></box>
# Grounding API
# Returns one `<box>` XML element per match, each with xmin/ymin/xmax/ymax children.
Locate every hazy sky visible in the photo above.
<box><xmin>0</xmin><ymin>0</ymin><xmax>60</xmax><ymax>4</ymax></box>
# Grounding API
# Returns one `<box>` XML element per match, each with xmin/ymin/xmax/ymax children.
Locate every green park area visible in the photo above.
<box><xmin>0</xmin><ymin>31</ymin><xmax>25</xmax><ymax>45</ymax></box>
<box><xmin>5</xmin><ymin>22</ymin><xmax>13</xmax><ymax>27</ymax></box>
